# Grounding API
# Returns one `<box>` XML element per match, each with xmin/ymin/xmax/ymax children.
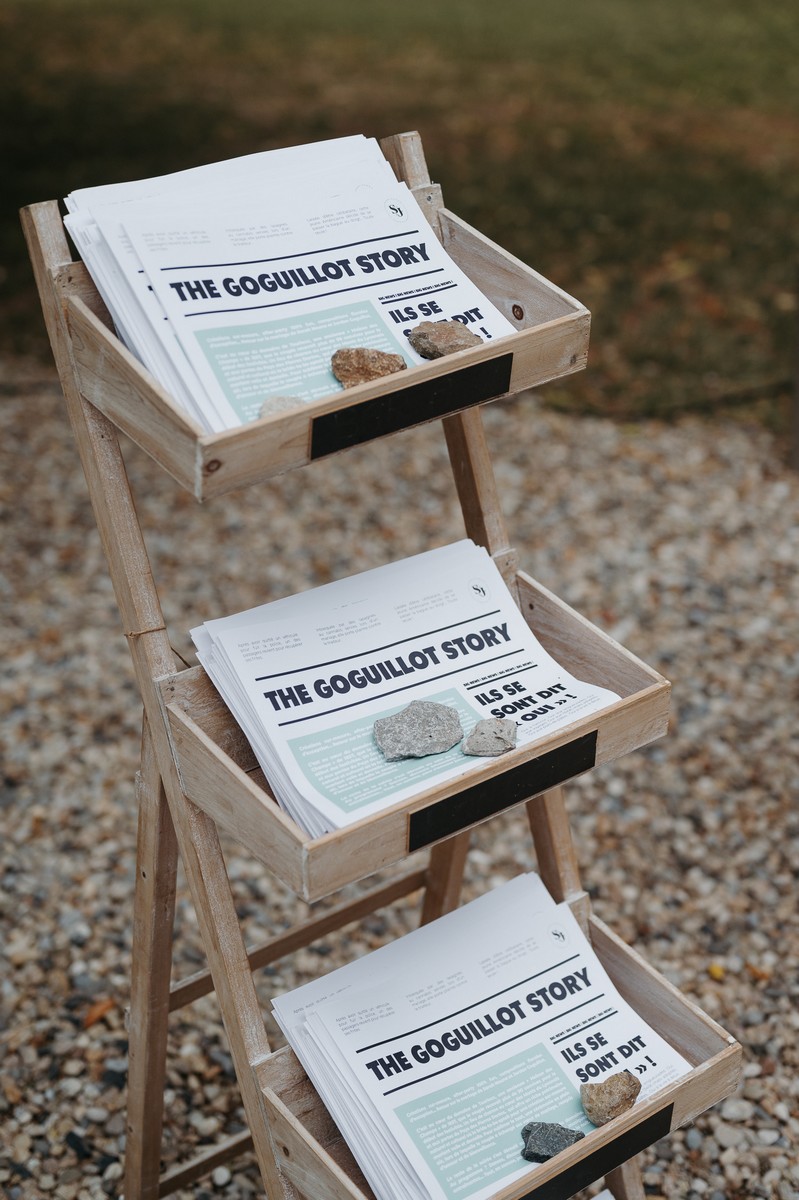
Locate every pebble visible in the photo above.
<box><xmin>720</xmin><ymin>1097</ymin><xmax>755</xmax><ymax>1122</ymax></box>
<box><xmin>3</xmin><ymin>363</ymin><xmax>799</xmax><ymax>1197</ymax></box>
<box><xmin>685</xmin><ymin>1127</ymin><xmax>705</xmax><ymax>1151</ymax></box>
<box><xmin>714</xmin><ymin>1122</ymin><xmax>748</xmax><ymax>1149</ymax></box>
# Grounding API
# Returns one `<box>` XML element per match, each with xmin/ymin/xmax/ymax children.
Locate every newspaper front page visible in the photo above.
<box><xmin>272</xmin><ymin>874</ymin><xmax>691</xmax><ymax>1200</ymax></box>
<box><xmin>191</xmin><ymin>541</ymin><xmax>621</xmax><ymax>835</ymax></box>
<box><xmin>64</xmin><ymin>135</ymin><xmax>516</xmax><ymax>432</ymax></box>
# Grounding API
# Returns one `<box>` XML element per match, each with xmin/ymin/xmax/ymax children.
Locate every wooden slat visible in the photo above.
<box><xmin>163</xmin><ymin>696</ymin><xmax>309</xmax><ymax>896</ymax></box>
<box><xmin>527</xmin><ymin>786</ymin><xmax>590</xmax><ymax>934</ymax></box>
<box><xmin>66</xmin><ymin>293</ymin><xmax>203</xmax><ymax>494</ymax></box>
<box><xmin>517</xmin><ymin>572</ymin><xmax>665</xmax><ymax>697</ymax></box>
<box><xmin>125</xmin><ymin>721</ymin><xmax>179</xmax><ymax>1200</ymax></box>
<box><xmin>169</xmin><ymin>867</ymin><xmax>427</xmax><ymax>1011</ymax></box>
<box><xmin>588</xmin><ymin>916</ymin><xmax>739</xmax><ymax>1067</ymax></box>
<box><xmin>438</xmin><ymin>208</ymin><xmax>586</xmax><ymax>326</ymax></box>
<box><xmin>157</xmin><ymin>1131</ymin><xmax>255</xmax><ymax>1197</ymax></box>
<box><xmin>605</xmin><ymin>1158</ymin><xmax>647</xmax><ymax>1200</ymax></box>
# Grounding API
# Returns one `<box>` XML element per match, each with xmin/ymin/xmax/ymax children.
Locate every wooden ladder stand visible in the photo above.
<box><xmin>23</xmin><ymin>133</ymin><xmax>698</xmax><ymax>1200</ymax></box>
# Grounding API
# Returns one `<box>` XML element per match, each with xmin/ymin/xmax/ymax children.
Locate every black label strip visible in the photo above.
<box><xmin>515</xmin><ymin>1104</ymin><xmax>673</xmax><ymax>1199</ymax></box>
<box><xmin>407</xmin><ymin>731</ymin><xmax>598</xmax><ymax>852</ymax></box>
<box><xmin>311</xmin><ymin>353</ymin><xmax>513</xmax><ymax>458</ymax></box>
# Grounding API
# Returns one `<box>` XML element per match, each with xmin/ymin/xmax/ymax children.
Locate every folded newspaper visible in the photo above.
<box><xmin>63</xmin><ymin>135</ymin><xmax>516</xmax><ymax>433</ymax></box>
<box><xmin>191</xmin><ymin>540</ymin><xmax>621</xmax><ymax>837</ymax></box>
<box><xmin>272</xmin><ymin>872</ymin><xmax>692</xmax><ymax>1200</ymax></box>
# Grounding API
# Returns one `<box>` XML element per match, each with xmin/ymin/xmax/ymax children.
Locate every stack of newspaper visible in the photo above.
<box><xmin>191</xmin><ymin>540</ymin><xmax>621</xmax><ymax>837</ymax></box>
<box><xmin>63</xmin><ymin>135</ymin><xmax>516</xmax><ymax>433</ymax></box>
<box><xmin>272</xmin><ymin>872</ymin><xmax>692</xmax><ymax>1200</ymax></box>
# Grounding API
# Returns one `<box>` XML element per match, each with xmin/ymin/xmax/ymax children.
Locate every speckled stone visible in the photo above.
<box><xmin>581</xmin><ymin>1070</ymin><xmax>642</xmax><ymax>1125</ymax></box>
<box><xmin>373</xmin><ymin>700</ymin><xmax>463</xmax><ymax>760</ymax></box>
<box><xmin>462</xmin><ymin>717</ymin><xmax>517</xmax><ymax>756</ymax></box>
<box><xmin>520</xmin><ymin>1120</ymin><xmax>585</xmax><ymax>1162</ymax></box>
<box><xmin>331</xmin><ymin>347</ymin><xmax>407</xmax><ymax>387</ymax></box>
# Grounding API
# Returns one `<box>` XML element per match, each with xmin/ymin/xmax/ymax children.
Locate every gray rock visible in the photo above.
<box><xmin>407</xmin><ymin>320</ymin><xmax>483</xmax><ymax>359</ymax></box>
<box><xmin>520</xmin><ymin>1120</ymin><xmax>585</xmax><ymax>1162</ymax></box>
<box><xmin>580</xmin><ymin>1070</ymin><xmax>642</xmax><ymax>1125</ymax></box>
<box><xmin>331</xmin><ymin>347</ymin><xmax>407</xmax><ymax>388</ymax></box>
<box><xmin>462</xmin><ymin>717</ymin><xmax>517</xmax><ymax>756</ymax></box>
<box><xmin>373</xmin><ymin>700</ymin><xmax>463</xmax><ymax>761</ymax></box>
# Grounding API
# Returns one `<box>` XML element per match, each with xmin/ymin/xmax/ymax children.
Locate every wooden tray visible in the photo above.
<box><xmin>50</xmin><ymin>198</ymin><xmax>589</xmax><ymax>500</ymax></box>
<box><xmin>258</xmin><ymin>912</ymin><xmax>742</xmax><ymax>1200</ymax></box>
<box><xmin>157</xmin><ymin>570</ymin><xmax>670</xmax><ymax>903</ymax></box>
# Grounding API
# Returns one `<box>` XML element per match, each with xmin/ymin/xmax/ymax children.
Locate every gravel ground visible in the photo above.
<box><xmin>1</xmin><ymin>356</ymin><xmax>798</xmax><ymax>1200</ymax></box>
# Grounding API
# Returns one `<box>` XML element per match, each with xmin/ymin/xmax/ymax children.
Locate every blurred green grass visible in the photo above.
<box><xmin>3</xmin><ymin>0</ymin><xmax>798</xmax><ymax>425</ymax></box>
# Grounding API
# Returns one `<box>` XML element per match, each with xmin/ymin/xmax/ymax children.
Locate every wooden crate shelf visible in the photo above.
<box><xmin>56</xmin><ymin>205</ymin><xmax>589</xmax><ymax>501</ymax></box>
<box><xmin>158</xmin><ymin>569</ymin><xmax>670</xmax><ymax>902</ymax></box>
<box><xmin>259</xmin><ymin>912</ymin><xmax>742</xmax><ymax>1200</ymax></box>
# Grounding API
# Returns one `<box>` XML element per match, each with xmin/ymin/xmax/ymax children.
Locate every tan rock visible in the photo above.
<box><xmin>331</xmin><ymin>347</ymin><xmax>407</xmax><ymax>388</ymax></box>
<box><xmin>580</xmin><ymin>1070</ymin><xmax>642</xmax><ymax>1126</ymax></box>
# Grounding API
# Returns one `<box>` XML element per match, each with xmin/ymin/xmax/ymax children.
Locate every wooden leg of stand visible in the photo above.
<box><xmin>420</xmin><ymin>832</ymin><xmax>471</xmax><ymax>924</ymax></box>
<box><xmin>526</xmin><ymin>786</ymin><xmax>590</xmax><ymax>931</ymax></box>
<box><xmin>165</xmin><ymin>793</ymin><xmax>286</xmax><ymax>1198</ymax></box>
<box><xmin>605</xmin><ymin>1157</ymin><xmax>647</xmax><ymax>1200</ymax></box>
<box><xmin>124</xmin><ymin>719</ymin><xmax>179</xmax><ymax>1200</ymax></box>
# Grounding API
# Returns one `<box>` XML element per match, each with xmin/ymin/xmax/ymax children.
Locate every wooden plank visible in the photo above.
<box><xmin>66</xmin><ymin>293</ymin><xmax>203</xmax><ymax>495</ymax></box>
<box><xmin>157</xmin><ymin>1131</ymin><xmax>254</xmax><ymax>1197</ymax></box>
<box><xmin>438</xmin><ymin>208</ymin><xmax>586</xmax><ymax>326</ymax></box>
<box><xmin>604</xmin><ymin>1160</ymin><xmax>646</xmax><ymax>1200</ymax></box>
<box><xmin>54</xmin><ymin>260</ymin><xmax>113</xmax><ymax>324</ymax></box>
<box><xmin>593</xmin><ymin>687</ymin><xmax>670</xmax><ymax>765</ymax></box>
<box><xmin>163</xmin><ymin>665</ymin><xmax>257</xmax><ymax>771</ymax></box>
<box><xmin>420</xmin><ymin>832</ymin><xmax>471</xmax><ymax>924</ymax></box>
<box><xmin>505</xmin><ymin>309</ymin><xmax>590</xmax><ymax>395</ymax></box>
<box><xmin>169</xmin><ymin>866</ymin><xmax>427</xmax><ymax>1010</ymax></box>
<box><xmin>162</xmin><ymin>696</ymin><xmax>309</xmax><ymax>897</ymax></box>
<box><xmin>526</xmin><ymin>786</ymin><xmax>590</xmax><ymax>934</ymax></box>
<box><xmin>379</xmin><ymin>130</ymin><xmax>433</xmax><ymax>190</ymax></box>
<box><xmin>124</xmin><ymin>719</ymin><xmax>179</xmax><ymax>1200</ymax></box>
<box><xmin>517</xmin><ymin>572</ymin><xmax>665</xmax><ymax>697</ymax></box>
<box><xmin>263</xmin><ymin>1087</ymin><xmax>374</xmax><ymax>1200</ymax></box>
<box><xmin>588</xmin><ymin>916</ymin><xmax>739</xmax><ymax>1067</ymax></box>
<box><xmin>442</xmin><ymin>405</ymin><xmax>518</xmax><ymax>585</ymax></box>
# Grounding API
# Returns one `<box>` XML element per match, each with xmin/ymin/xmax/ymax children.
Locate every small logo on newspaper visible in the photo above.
<box><xmin>469</xmin><ymin>579</ymin><xmax>489</xmax><ymax>600</ymax></box>
<box><xmin>549</xmin><ymin>925</ymin><xmax>568</xmax><ymax>945</ymax></box>
<box><xmin>385</xmin><ymin>199</ymin><xmax>406</xmax><ymax>220</ymax></box>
